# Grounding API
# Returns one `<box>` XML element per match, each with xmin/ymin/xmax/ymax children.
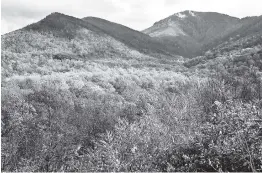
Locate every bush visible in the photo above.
<box><xmin>2</xmin><ymin>54</ymin><xmax>261</xmax><ymax>171</ymax></box>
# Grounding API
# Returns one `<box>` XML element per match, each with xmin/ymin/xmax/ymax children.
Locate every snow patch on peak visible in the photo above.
<box><xmin>148</xmin><ymin>21</ymin><xmax>186</xmax><ymax>37</ymax></box>
<box><xmin>149</xmin><ymin>27</ymin><xmax>185</xmax><ymax>37</ymax></box>
<box><xmin>176</xmin><ymin>13</ymin><xmax>186</xmax><ymax>18</ymax></box>
<box><xmin>188</xmin><ymin>11</ymin><xmax>196</xmax><ymax>16</ymax></box>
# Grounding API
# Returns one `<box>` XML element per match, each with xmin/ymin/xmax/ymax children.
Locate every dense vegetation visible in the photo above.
<box><xmin>1</xmin><ymin>12</ymin><xmax>262</xmax><ymax>172</ymax></box>
<box><xmin>2</xmin><ymin>41</ymin><xmax>262</xmax><ymax>172</ymax></box>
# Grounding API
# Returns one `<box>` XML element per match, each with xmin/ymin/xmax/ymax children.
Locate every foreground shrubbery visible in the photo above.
<box><xmin>1</xmin><ymin>57</ymin><xmax>262</xmax><ymax>171</ymax></box>
<box><xmin>80</xmin><ymin>89</ymin><xmax>262</xmax><ymax>172</ymax></box>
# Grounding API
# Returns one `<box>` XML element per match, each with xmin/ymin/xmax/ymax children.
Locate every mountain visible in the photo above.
<box><xmin>2</xmin><ymin>12</ymin><xmax>185</xmax><ymax>79</ymax></box>
<box><xmin>82</xmin><ymin>17</ymin><xmax>177</xmax><ymax>56</ymax></box>
<box><xmin>206</xmin><ymin>15</ymin><xmax>262</xmax><ymax>54</ymax></box>
<box><xmin>2</xmin><ymin>11</ymin><xmax>261</xmax><ymax>62</ymax></box>
<box><xmin>2</xmin><ymin>12</ymin><xmax>179</xmax><ymax>63</ymax></box>
<box><xmin>181</xmin><ymin>15</ymin><xmax>262</xmax><ymax>73</ymax></box>
<box><xmin>2</xmin><ymin>12</ymin><xmax>140</xmax><ymax>60</ymax></box>
<box><xmin>143</xmin><ymin>10</ymin><xmax>262</xmax><ymax>57</ymax></box>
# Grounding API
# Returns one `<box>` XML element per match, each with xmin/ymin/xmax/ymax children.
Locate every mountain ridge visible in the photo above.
<box><xmin>2</xmin><ymin>11</ymin><xmax>262</xmax><ymax>59</ymax></box>
<box><xmin>2</xmin><ymin>12</ymin><xmax>157</xmax><ymax>62</ymax></box>
<box><xmin>3</xmin><ymin>12</ymin><xmax>180</xmax><ymax>59</ymax></box>
<box><xmin>82</xmin><ymin>16</ymin><xmax>177</xmax><ymax>56</ymax></box>
<box><xmin>143</xmin><ymin>10</ymin><xmax>262</xmax><ymax>57</ymax></box>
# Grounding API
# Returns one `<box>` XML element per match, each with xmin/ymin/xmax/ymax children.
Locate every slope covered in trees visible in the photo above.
<box><xmin>143</xmin><ymin>11</ymin><xmax>262</xmax><ymax>57</ymax></box>
<box><xmin>1</xmin><ymin>11</ymin><xmax>262</xmax><ymax>172</ymax></box>
<box><xmin>82</xmin><ymin>17</ymin><xmax>177</xmax><ymax>56</ymax></box>
<box><xmin>2</xmin><ymin>13</ymin><xmax>159</xmax><ymax>62</ymax></box>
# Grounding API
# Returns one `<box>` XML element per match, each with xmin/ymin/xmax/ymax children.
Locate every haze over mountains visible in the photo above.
<box><xmin>2</xmin><ymin>10</ymin><xmax>262</xmax><ymax>60</ymax></box>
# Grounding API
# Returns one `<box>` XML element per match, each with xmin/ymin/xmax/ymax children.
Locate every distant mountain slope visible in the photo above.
<box><xmin>23</xmin><ymin>12</ymin><xmax>104</xmax><ymax>38</ymax></box>
<box><xmin>182</xmin><ymin>16</ymin><xmax>262</xmax><ymax>71</ymax></box>
<box><xmin>206</xmin><ymin>15</ymin><xmax>262</xmax><ymax>54</ymax></box>
<box><xmin>144</xmin><ymin>11</ymin><xmax>239</xmax><ymax>42</ymax></box>
<box><xmin>82</xmin><ymin>17</ymin><xmax>177</xmax><ymax>56</ymax></box>
<box><xmin>2</xmin><ymin>11</ymin><xmax>262</xmax><ymax>62</ymax></box>
<box><xmin>143</xmin><ymin>10</ymin><xmax>262</xmax><ymax>57</ymax></box>
<box><xmin>2</xmin><ymin>12</ymin><xmax>167</xmax><ymax>62</ymax></box>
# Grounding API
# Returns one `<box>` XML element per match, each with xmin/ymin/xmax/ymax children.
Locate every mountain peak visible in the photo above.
<box><xmin>46</xmin><ymin>12</ymin><xmax>65</xmax><ymax>17</ymax></box>
<box><xmin>22</xmin><ymin>12</ymin><xmax>105</xmax><ymax>39</ymax></box>
<box><xmin>24</xmin><ymin>12</ymin><xmax>77</xmax><ymax>31</ymax></box>
<box><xmin>174</xmin><ymin>10</ymin><xmax>197</xmax><ymax>18</ymax></box>
<box><xmin>41</xmin><ymin>12</ymin><xmax>74</xmax><ymax>21</ymax></box>
<box><xmin>143</xmin><ymin>11</ymin><xmax>246</xmax><ymax>57</ymax></box>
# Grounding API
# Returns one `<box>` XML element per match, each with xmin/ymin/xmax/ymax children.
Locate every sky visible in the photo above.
<box><xmin>1</xmin><ymin>0</ymin><xmax>262</xmax><ymax>34</ymax></box>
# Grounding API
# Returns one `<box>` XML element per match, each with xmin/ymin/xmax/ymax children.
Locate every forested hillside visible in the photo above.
<box><xmin>1</xmin><ymin>11</ymin><xmax>262</xmax><ymax>172</ymax></box>
<box><xmin>82</xmin><ymin>17</ymin><xmax>176</xmax><ymax>56</ymax></box>
<box><xmin>143</xmin><ymin>10</ymin><xmax>262</xmax><ymax>57</ymax></box>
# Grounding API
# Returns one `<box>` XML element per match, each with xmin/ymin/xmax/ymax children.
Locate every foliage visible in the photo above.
<box><xmin>1</xmin><ymin>32</ymin><xmax>262</xmax><ymax>171</ymax></box>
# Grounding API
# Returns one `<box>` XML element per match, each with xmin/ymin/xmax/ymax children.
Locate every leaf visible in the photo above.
<box><xmin>243</xmin><ymin>161</ymin><xmax>249</xmax><ymax>167</ymax></box>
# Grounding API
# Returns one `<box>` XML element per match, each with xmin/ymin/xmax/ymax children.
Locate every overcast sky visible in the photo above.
<box><xmin>1</xmin><ymin>0</ymin><xmax>262</xmax><ymax>34</ymax></box>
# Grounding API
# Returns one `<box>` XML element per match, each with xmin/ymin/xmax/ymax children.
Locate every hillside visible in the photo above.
<box><xmin>82</xmin><ymin>17</ymin><xmax>176</xmax><ymax>56</ymax></box>
<box><xmin>143</xmin><ymin>10</ymin><xmax>262</xmax><ymax>57</ymax></box>
<box><xmin>205</xmin><ymin>15</ymin><xmax>262</xmax><ymax>54</ymax></box>
<box><xmin>2</xmin><ymin>12</ymin><xmax>179</xmax><ymax>58</ymax></box>
<box><xmin>2</xmin><ymin>12</ymin><xmax>154</xmax><ymax>60</ymax></box>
